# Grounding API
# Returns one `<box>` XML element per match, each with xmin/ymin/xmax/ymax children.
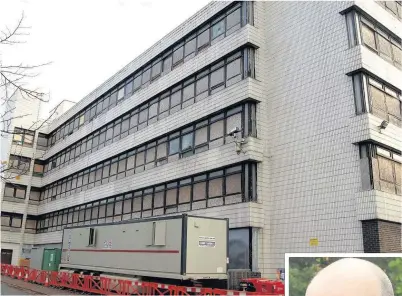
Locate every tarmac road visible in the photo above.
<box><xmin>1</xmin><ymin>281</ymin><xmax>33</xmax><ymax>295</ymax></box>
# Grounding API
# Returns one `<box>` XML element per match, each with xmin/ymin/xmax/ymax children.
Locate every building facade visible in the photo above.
<box><xmin>1</xmin><ymin>1</ymin><xmax>401</xmax><ymax>276</ymax></box>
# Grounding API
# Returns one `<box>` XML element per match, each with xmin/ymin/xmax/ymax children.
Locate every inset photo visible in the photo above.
<box><xmin>286</xmin><ymin>254</ymin><xmax>402</xmax><ymax>296</ymax></box>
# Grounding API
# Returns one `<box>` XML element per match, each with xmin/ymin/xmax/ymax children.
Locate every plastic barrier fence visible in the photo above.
<box><xmin>1</xmin><ymin>264</ymin><xmax>284</xmax><ymax>295</ymax></box>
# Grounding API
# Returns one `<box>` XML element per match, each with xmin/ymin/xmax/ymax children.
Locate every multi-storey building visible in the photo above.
<box><xmin>1</xmin><ymin>1</ymin><xmax>401</xmax><ymax>277</ymax></box>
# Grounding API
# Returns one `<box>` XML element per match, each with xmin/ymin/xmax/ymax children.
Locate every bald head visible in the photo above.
<box><xmin>305</xmin><ymin>258</ymin><xmax>394</xmax><ymax>296</ymax></box>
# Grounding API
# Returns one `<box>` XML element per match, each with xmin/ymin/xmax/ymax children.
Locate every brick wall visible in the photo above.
<box><xmin>362</xmin><ymin>219</ymin><xmax>402</xmax><ymax>252</ymax></box>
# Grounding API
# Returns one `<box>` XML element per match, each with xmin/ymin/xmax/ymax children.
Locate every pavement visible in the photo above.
<box><xmin>1</xmin><ymin>276</ymin><xmax>80</xmax><ymax>295</ymax></box>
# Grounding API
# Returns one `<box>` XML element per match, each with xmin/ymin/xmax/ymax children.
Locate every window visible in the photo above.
<box><xmin>151</xmin><ymin>60</ymin><xmax>162</xmax><ymax>79</ymax></box>
<box><xmin>8</xmin><ymin>155</ymin><xmax>31</xmax><ymax>174</ymax></box>
<box><xmin>36</xmin><ymin>162</ymin><xmax>256</xmax><ymax>232</ymax></box>
<box><xmin>228</xmin><ymin>228</ymin><xmax>251</xmax><ymax>269</ymax></box>
<box><xmin>212</xmin><ymin>18</ymin><xmax>225</xmax><ymax>41</ymax></box>
<box><xmin>125</xmin><ymin>79</ymin><xmax>134</xmax><ymax>97</ymax></box>
<box><xmin>142</xmin><ymin>67</ymin><xmax>151</xmax><ymax>85</ymax></box>
<box><xmin>40</xmin><ymin>103</ymin><xmax>256</xmax><ymax>202</ymax></box>
<box><xmin>352</xmin><ymin>73</ymin><xmax>401</xmax><ymax>127</ymax></box>
<box><xmin>197</xmin><ymin>27</ymin><xmax>210</xmax><ymax>50</ymax></box>
<box><xmin>210</xmin><ymin>66</ymin><xmax>225</xmax><ymax>92</ymax></box>
<box><xmin>37</xmin><ymin>133</ymin><xmax>48</xmax><ymax>150</ymax></box>
<box><xmin>226</xmin><ymin>7</ymin><xmax>241</xmax><ymax>34</ymax></box>
<box><xmin>359</xmin><ymin>143</ymin><xmax>401</xmax><ymax>196</ymax></box>
<box><xmin>33</xmin><ymin>160</ymin><xmax>45</xmax><ymax>176</ymax></box>
<box><xmin>173</xmin><ymin>45</ymin><xmax>184</xmax><ymax>65</ymax></box>
<box><xmin>134</xmin><ymin>74</ymin><xmax>142</xmax><ymax>90</ymax></box>
<box><xmin>4</xmin><ymin>184</ymin><xmax>26</xmax><ymax>199</ymax></box>
<box><xmin>196</xmin><ymin>75</ymin><xmax>209</xmax><ymax>99</ymax></box>
<box><xmin>184</xmin><ymin>36</ymin><xmax>196</xmax><ymax>59</ymax></box>
<box><xmin>12</xmin><ymin>128</ymin><xmax>34</xmax><ymax>147</ymax></box>
<box><xmin>347</xmin><ymin>13</ymin><xmax>402</xmax><ymax>69</ymax></box>
<box><xmin>377</xmin><ymin>1</ymin><xmax>402</xmax><ymax>20</ymax></box>
<box><xmin>117</xmin><ymin>86</ymin><xmax>125</xmax><ymax>102</ymax></box>
<box><xmin>162</xmin><ymin>54</ymin><xmax>172</xmax><ymax>75</ymax></box>
<box><xmin>169</xmin><ymin>138</ymin><xmax>180</xmax><ymax>155</ymax></box>
<box><xmin>45</xmin><ymin>48</ymin><xmax>254</xmax><ymax>170</ymax></box>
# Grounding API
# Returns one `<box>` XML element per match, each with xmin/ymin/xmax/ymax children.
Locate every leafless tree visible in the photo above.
<box><xmin>1</xmin><ymin>12</ymin><xmax>52</xmax><ymax>136</ymax></box>
<box><xmin>0</xmin><ymin>12</ymin><xmax>56</xmax><ymax>182</ymax></box>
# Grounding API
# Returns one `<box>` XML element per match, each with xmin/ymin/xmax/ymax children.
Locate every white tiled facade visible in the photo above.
<box><xmin>1</xmin><ymin>1</ymin><xmax>401</xmax><ymax>277</ymax></box>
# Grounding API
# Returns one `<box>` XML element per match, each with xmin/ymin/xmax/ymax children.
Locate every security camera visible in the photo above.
<box><xmin>379</xmin><ymin>120</ymin><xmax>389</xmax><ymax>129</ymax></box>
<box><xmin>227</xmin><ymin>127</ymin><xmax>241</xmax><ymax>137</ymax></box>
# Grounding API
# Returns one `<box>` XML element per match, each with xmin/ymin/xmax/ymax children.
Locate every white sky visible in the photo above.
<box><xmin>0</xmin><ymin>0</ymin><xmax>211</xmax><ymax>117</ymax></box>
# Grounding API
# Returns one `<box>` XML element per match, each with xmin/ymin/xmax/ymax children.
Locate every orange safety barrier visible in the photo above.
<box><xmin>0</xmin><ymin>264</ymin><xmax>284</xmax><ymax>296</ymax></box>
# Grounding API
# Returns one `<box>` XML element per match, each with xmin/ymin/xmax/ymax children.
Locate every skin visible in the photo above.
<box><xmin>305</xmin><ymin>258</ymin><xmax>394</xmax><ymax>296</ymax></box>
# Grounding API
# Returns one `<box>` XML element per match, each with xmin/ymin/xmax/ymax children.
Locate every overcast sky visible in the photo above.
<box><xmin>0</xmin><ymin>0</ymin><xmax>211</xmax><ymax>117</ymax></box>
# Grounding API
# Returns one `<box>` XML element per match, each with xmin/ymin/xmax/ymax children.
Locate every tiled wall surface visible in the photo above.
<box><xmin>2</xmin><ymin>0</ymin><xmax>401</xmax><ymax>278</ymax></box>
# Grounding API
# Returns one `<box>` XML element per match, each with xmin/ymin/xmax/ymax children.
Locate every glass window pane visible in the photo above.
<box><xmin>361</xmin><ymin>24</ymin><xmax>376</xmax><ymax>49</ymax></box>
<box><xmin>118</xmin><ymin>158</ymin><xmax>126</xmax><ymax>173</ymax></box>
<box><xmin>159</xmin><ymin>96</ymin><xmax>169</xmax><ymax>113</ymax></box>
<box><xmin>209</xmin><ymin>177</ymin><xmax>223</xmax><ymax>197</ymax></box>
<box><xmin>181</xmin><ymin>133</ymin><xmax>193</xmax><ymax>151</ymax></box>
<box><xmin>134</xmin><ymin>74</ymin><xmax>142</xmax><ymax>90</ymax></box>
<box><xmin>163</xmin><ymin>55</ymin><xmax>172</xmax><ymax>74</ymax></box>
<box><xmin>226</xmin><ymin>173</ymin><xmax>241</xmax><ymax>194</ymax></box>
<box><xmin>210</xmin><ymin>67</ymin><xmax>225</xmax><ymax>89</ymax></box>
<box><xmin>152</xmin><ymin>61</ymin><xmax>161</xmax><ymax>79</ymax></box>
<box><xmin>212</xmin><ymin>19</ymin><xmax>225</xmax><ymax>40</ymax></box>
<box><xmin>170</xmin><ymin>90</ymin><xmax>181</xmax><ymax>107</ymax></box>
<box><xmin>193</xmin><ymin>182</ymin><xmax>206</xmax><ymax>200</ymax></box>
<box><xmin>139</xmin><ymin>108</ymin><xmax>148</xmax><ymax>123</ymax></box>
<box><xmin>110</xmin><ymin>161</ymin><xmax>118</xmax><ymax>175</ymax></box>
<box><xmin>169</xmin><ymin>138</ymin><xmax>180</xmax><ymax>155</ymax></box>
<box><xmin>226</xmin><ymin>113</ymin><xmax>242</xmax><ymax>134</ymax></box>
<box><xmin>197</xmin><ymin>29</ymin><xmax>210</xmax><ymax>49</ymax></box>
<box><xmin>146</xmin><ymin>147</ymin><xmax>156</xmax><ymax>163</ymax></box>
<box><xmin>109</xmin><ymin>91</ymin><xmax>117</xmax><ymax>107</ymax></box>
<box><xmin>130</xmin><ymin>113</ymin><xmax>138</xmax><ymax>128</ymax></box>
<box><xmin>142</xmin><ymin>68</ymin><xmax>151</xmax><ymax>85</ymax></box>
<box><xmin>121</xmin><ymin>118</ymin><xmax>129</xmax><ymax>133</ymax></box>
<box><xmin>136</xmin><ymin>151</ymin><xmax>145</xmax><ymax>166</ymax></box>
<box><xmin>173</xmin><ymin>46</ymin><xmax>184</xmax><ymax>65</ymax></box>
<box><xmin>179</xmin><ymin>185</ymin><xmax>191</xmax><ymax>203</ymax></box>
<box><xmin>166</xmin><ymin>188</ymin><xmax>177</xmax><ymax>206</ymax></box>
<box><xmin>157</xmin><ymin>142</ymin><xmax>167</xmax><ymax>159</ymax></box>
<box><xmin>195</xmin><ymin>126</ymin><xmax>208</xmax><ymax>146</ymax></box>
<box><xmin>126</xmin><ymin>155</ymin><xmax>135</xmax><ymax>170</ymax></box>
<box><xmin>149</xmin><ymin>102</ymin><xmax>158</xmax><ymax>119</ymax></box>
<box><xmin>226</xmin><ymin>8</ymin><xmax>241</xmax><ymax>30</ymax></box>
<box><xmin>117</xmin><ymin>87</ymin><xmax>125</xmax><ymax>101</ymax></box>
<box><xmin>196</xmin><ymin>76</ymin><xmax>209</xmax><ymax>95</ymax></box>
<box><xmin>210</xmin><ymin>120</ymin><xmax>224</xmax><ymax>140</ymax></box>
<box><xmin>227</xmin><ymin>58</ymin><xmax>241</xmax><ymax>81</ymax></box>
<box><xmin>183</xmin><ymin>83</ymin><xmax>195</xmax><ymax>102</ymax></box>
<box><xmin>185</xmin><ymin>38</ymin><xmax>196</xmax><ymax>57</ymax></box>
<box><xmin>378</xmin><ymin>34</ymin><xmax>392</xmax><ymax>59</ymax></box>
<box><xmin>125</xmin><ymin>80</ymin><xmax>133</xmax><ymax>96</ymax></box>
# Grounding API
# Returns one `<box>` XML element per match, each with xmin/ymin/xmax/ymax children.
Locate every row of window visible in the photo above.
<box><xmin>377</xmin><ymin>1</ymin><xmax>402</xmax><ymax>20</ymax></box>
<box><xmin>12</xmin><ymin>129</ymin><xmax>47</xmax><ymax>150</ymax></box>
<box><xmin>1</xmin><ymin>212</ymin><xmax>37</xmax><ymax>231</ymax></box>
<box><xmin>353</xmin><ymin>72</ymin><xmax>402</xmax><ymax>127</ymax></box>
<box><xmin>47</xmin><ymin>2</ymin><xmax>254</xmax><ymax>148</ymax></box>
<box><xmin>8</xmin><ymin>155</ymin><xmax>31</xmax><ymax>174</ymax></box>
<box><xmin>7</xmin><ymin>155</ymin><xmax>45</xmax><ymax>177</ymax></box>
<box><xmin>3</xmin><ymin>184</ymin><xmax>41</xmax><ymax>202</ymax></box>
<box><xmin>41</xmin><ymin>103</ymin><xmax>256</xmax><ymax>202</ymax></box>
<box><xmin>44</xmin><ymin>48</ymin><xmax>255</xmax><ymax>175</ymax></box>
<box><xmin>36</xmin><ymin>163</ymin><xmax>257</xmax><ymax>233</ymax></box>
<box><xmin>347</xmin><ymin>11</ymin><xmax>402</xmax><ymax>69</ymax></box>
<box><xmin>359</xmin><ymin>143</ymin><xmax>401</xmax><ymax>196</ymax></box>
